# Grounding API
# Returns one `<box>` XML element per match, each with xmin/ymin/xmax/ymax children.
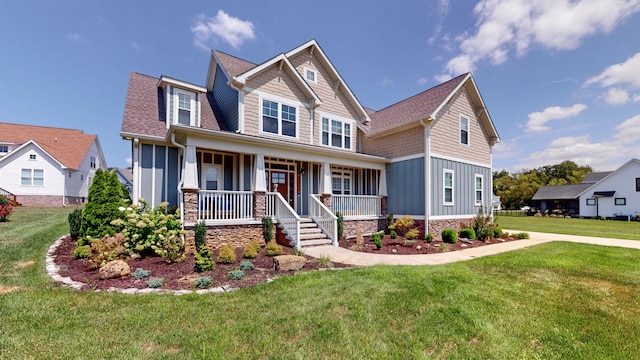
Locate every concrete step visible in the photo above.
<box><xmin>300</xmin><ymin>227</ymin><xmax>322</xmax><ymax>234</ymax></box>
<box><xmin>300</xmin><ymin>232</ymin><xmax>328</xmax><ymax>241</ymax></box>
<box><xmin>299</xmin><ymin>239</ymin><xmax>333</xmax><ymax>247</ymax></box>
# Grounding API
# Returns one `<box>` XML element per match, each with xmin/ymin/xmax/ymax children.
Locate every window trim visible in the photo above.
<box><xmin>304</xmin><ymin>67</ymin><xmax>317</xmax><ymax>84</ymax></box>
<box><xmin>636</xmin><ymin>177</ymin><xmax>640</xmax><ymax>192</ymax></box>
<box><xmin>460</xmin><ymin>114</ymin><xmax>470</xmax><ymax>146</ymax></box>
<box><xmin>202</xmin><ymin>165</ymin><xmax>222</xmax><ymax>191</ymax></box>
<box><xmin>90</xmin><ymin>156</ymin><xmax>97</xmax><ymax>169</ymax></box>
<box><xmin>0</xmin><ymin>145</ymin><xmax>8</xmax><ymax>153</ymax></box>
<box><xmin>319</xmin><ymin>112</ymin><xmax>353</xmax><ymax>150</ymax></box>
<box><xmin>259</xmin><ymin>95</ymin><xmax>300</xmax><ymax>139</ymax></box>
<box><xmin>586</xmin><ymin>198</ymin><xmax>596</xmax><ymax>206</ymax></box>
<box><xmin>443</xmin><ymin>169</ymin><xmax>454</xmax><ymax>206</ymax></box>
<box><xmin>172</xmin><ymin>87</ymin><xmax>198</xmax><ymax>127</ymax></box>
<box><xmin>29</xmin><ymin>154</ymin><xmax>37</xmax><ymax>160</ymax></box>
<box><xmin>615</xmin><ymin>197</ymin><xmax>626</xmax><ymax>206</ymax></box>
<box><xmin>331</xmin><ymin>170</ymin><xmax>352</xmax><ymax>195</ymax></box>
<box><xmin>474</xmin><ymin>174</ymin><xmax>483</xmax><ymax>206</ymax></box>
<box><xmin>21</xmin><ymin>168</ymin><xmax>44</xmax><ymax>186</ymax></box>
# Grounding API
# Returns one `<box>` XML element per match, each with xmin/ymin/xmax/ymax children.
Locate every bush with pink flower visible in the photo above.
<box><xmin>0</xmin><ymin>195</ymin><xmax>13</xmax><ymax>222</ymax></box>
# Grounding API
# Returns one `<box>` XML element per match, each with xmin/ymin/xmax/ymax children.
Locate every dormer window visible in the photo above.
<box><xmin>0</xmin><ymin>145</ymin><xmax>8</xmax><ymax>154</ymax></box>
<box><xmin>178</xmin><ymin>92</ymin><xmax>192</xmax><ymax>125</ymax></box>
<box><xmin>158</xmin><ymin>76</ymin><xmax>205</xmax><ymax>128</ymax></box>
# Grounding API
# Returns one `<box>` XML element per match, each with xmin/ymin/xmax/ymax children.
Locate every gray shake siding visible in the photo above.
<box><xmin>140</xmin><ymin>144</ymin><xmax>180</xmax><ymax>207</ymax></box>
<box><xmin>431</xmin><ymin>157</ymin><xmax>491</xmax><ymax>216</ymax></box>
<box><xmin>386</xmin><ymin>157</ymin><xmax>425</xmax><ymax>216</ymax></box>
<box><xmin>213</xmin><ymin>66</ymin><xmax>238</xmax><ymax>131</ymax></box>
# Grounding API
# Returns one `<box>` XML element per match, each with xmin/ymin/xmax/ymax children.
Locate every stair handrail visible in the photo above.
<box><xmin>0</xmin><ymin>187</ymin><xmax>18</xmax><ymax>206</ymax></box>
<box><xmin>309</xmin><ymin>194</ymin><xmax>338</xmax><ymax>246</ymax></box>
<box><xmin>273</xmin><ymin>192</ymin><xmax>301</xmax><ymax>249</ymax></box>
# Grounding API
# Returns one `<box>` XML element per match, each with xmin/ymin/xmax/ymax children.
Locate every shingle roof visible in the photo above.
<box><xmin>532</xmin><ymin>183</ymin><xmax>592</xmax><ymax>200</ymax></box>
<box><xmin>367</xmin><ymin>73</ymin><xmax>468</xmax><ymax>134</ymax></box>
<box><xmin>582</xmin><ymin>171</ymin><xmax>612</xmax><ymax>184</ymax></box>
<box><xmin>213</xmin><ymin>50</ymin><xmax>257</xmax><ymax>78</ymax></box>
<box><xmin>120</xmin><ymin>72</ymin><xmax>225</xmax><ymax>139</ymax></box>
<box><xmin>0</xmin><ymin>122</ymin><xmax>96</xmax><ymax>170</ymax></box>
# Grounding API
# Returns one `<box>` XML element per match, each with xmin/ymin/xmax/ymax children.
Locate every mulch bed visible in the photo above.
<box><xmin>52</xmin><ymin>236</ymin><xmax>352</xmax><ymax>292</ymax></box>
<box><xmin>338</xmin><ymin>233</ymin><xmax>520</xmax><ymax>255</ymax></box>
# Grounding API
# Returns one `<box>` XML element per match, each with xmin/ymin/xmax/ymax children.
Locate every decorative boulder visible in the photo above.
<box><xmin>99</xmin><ymin>260</ymin><xmax>131</xmax><ymax>280</ymax></box>
<box><xmin>273</xmin><ymin>255</ymin><xmax>306</xmax><ymax>271</ymax></box>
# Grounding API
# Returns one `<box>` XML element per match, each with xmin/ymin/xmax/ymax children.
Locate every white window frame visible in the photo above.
<box><xmin>90</xmin><ymin>156</ymin><xmax>97</xmax><ymax>169</ymax></box>
<box><xmin>331</xmin><ymin>170</ymin><xmax>352</xmax><ymax>195</ymax></box>
<box><xmin>259</xmin><ymin>95</ymin><xmax>299</xmax><ymax>139</ymax></box>
<box><xmin>173</xmin><ymin>87</ymin><xmax>198</xmax><ymax>127</ymax></box>
<box><xmin>586</xmin><ymin>198</ymin><xmax>596</xmax><ymax>206</ymax></box>
<box><xmin>475</xmin><ymin>174</ymin><xmax>483</xmax><ymax>206</ymax></box>
<box><xmin>460</xmin><ymin>115</ymin><xmax>470</xmax><ymax>146</ymax></box>
<box><xmin>319</xmin><ymin>113</ymin><xmax>353</xmax><ymax>150</ymax></box>
<box><xmin>443</xmin><ymin>169</ymin><xmax>454</xmax><ymax>205</ymax></box>
<box><xmin>0</xmin><ymin>145</ymin><xmax>8</xmax><ymax>153</ymax></box>
<box><xmin>304</xmin><ymin>67</ymin><xmax>317</xmax><ymax>84</ymax></box>
<box><xmin>21</xmin><ymin>168</ymin><xmax>44</xmax><ymax>186</ymax></box>
<box><xmin>202</xmin><ymin>165</ymin><xmax>222</xmax><ymax>191</ymax></box>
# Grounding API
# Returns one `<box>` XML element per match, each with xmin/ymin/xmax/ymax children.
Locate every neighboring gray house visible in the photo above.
<box><xmin>113</xmin><ymin>168</ymin><xmax>133</xmax><ymax>197</ymax></box>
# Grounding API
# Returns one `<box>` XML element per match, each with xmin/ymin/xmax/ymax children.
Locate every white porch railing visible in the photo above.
<box><xmin>265</xmin><ymin>192</ymin><xmax>277</xmax><ymax>218</ymax></box>
<box><xmin>331</xmin><ymin>195</ymin><xmax>382</xmax><ymax>217</ymax></box>
<box><xmin>310</xmin><ymin>194</ymin><xmax>338</xmax><ymax>246</ymax></box>
<box><xmin>198</xmin><ymin>190</ymin><xmax>253</xmax><ymax>221</ymax></box>
<box><xmin>273</xmin><ymin>192</ymin><xmax>301</xmax><ymax>249</ymax></box>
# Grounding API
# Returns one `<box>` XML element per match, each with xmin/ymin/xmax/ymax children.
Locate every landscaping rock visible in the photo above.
<box><xmin>99</xmin><ymin>260</ymin><xmax>131</xmax><ymax>280</ymax></box>
<box><xmin>273</xmin><ymin>255</ymin><xmax>306</xmax><ymax>271</ymax></box>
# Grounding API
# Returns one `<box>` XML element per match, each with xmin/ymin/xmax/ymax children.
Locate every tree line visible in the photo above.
<box><xmin>493</xmin><ymin>160</ymin><xmax>593</xmax><ymax>210</ymax></box>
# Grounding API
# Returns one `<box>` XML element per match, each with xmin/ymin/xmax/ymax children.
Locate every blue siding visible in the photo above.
<box><xmin>139</xmin><ymin>144</ymin><xmax>180</xmax><ymax>208</ymax></box>
<box><xmin>213</xmin><ymin>65</ymin><xmax>238</xmax><ymax>131</ymax></box>
<box><xmin>166</xmin><ymin>147</ymin><xmax>179</xmax><ymax>206</ymax></box>
<box><xmin>140</xmin><ymin>144</ymin><xmax>154</xmax><ymax>204</ymax></box>
<box><xmin>387</xmin><ymin>158</ymin><xmax>425</xmax><ymax>215</ymax></box>
<box><xmin>154</xmin><ymin>146</ymin><xmax>166</xmax><ymax>206</ymax></box>
<box><xmin>431</xmin><ymin>157</ymin><xmax>492</xmax><ymax>216</ymax></box>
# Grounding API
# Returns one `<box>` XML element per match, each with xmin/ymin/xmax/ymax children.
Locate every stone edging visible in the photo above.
<box><xmin>46</xmin><ymin>235</ymin><xmax>250</xmax><ymax>295</ymax></box>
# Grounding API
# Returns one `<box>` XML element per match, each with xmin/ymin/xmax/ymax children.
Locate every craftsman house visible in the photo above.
<box><xmin>0</xmin><ymin>122</ymin><xmax>107</xmax><ymax>206</ymax></box>
<box><xmin>120</xmin><ymin>39</ymin><xmax>500</xmax><ymax>249</ymax></box>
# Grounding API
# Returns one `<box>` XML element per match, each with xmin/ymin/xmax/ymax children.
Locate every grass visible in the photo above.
<box><xmin>496</xmin><ymin>215</ymin><xmax>640</xmax><ymax>240</ymax></box>
<box><xmin>2</xmin><ymin>207</ymin><xmax>640</xmax><ymax>358</ymax></box>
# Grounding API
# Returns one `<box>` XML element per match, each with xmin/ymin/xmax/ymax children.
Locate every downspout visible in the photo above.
<box><xmin>420</xmin><ymin>117</ymin><xmax>434</xmax><ymax>235</ymax></box>
<box><xmin>62</xmin><ymin>167</ymin><xmax>67</xmax><ymax>207</ymax></box>
<box><xmin>170</xmin><ymin>131</ymin><xmax>186</xmax><ymax>223</ymax></box>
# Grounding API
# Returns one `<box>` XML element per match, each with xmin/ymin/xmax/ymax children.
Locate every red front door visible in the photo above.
<box><xmin>270</xmin><ymin>171</ymin><xmax>294</xmax><ymax>207</ymax></box>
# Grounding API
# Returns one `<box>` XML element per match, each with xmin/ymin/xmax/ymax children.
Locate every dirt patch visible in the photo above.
<box><xmin>0</xmin><ymin>285</ymin><xmax>21</xmax><ymax>295</ymax></box>
<box><xmin>52</xmin><ymin>236</ymin><xmax>352</xmax><ymax>292</ymax></box>
<box><xmin>15</xmin><ymin>260</ymin><xmax>35</xmax><ymax>268</ymax></box>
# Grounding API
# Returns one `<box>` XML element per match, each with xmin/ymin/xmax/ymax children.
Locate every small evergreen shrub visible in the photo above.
<box><xmin>228</xmin><ymin>270</ymin><xmax>244</xmax><ymax>280</ymax></box>
<box><xmin>405</xmin><ymin>228</ymin><xmax>420</xmax><ymax>240</ymax></box>
<box><xmin>217</xmin><ymin>244</ymin><xmax>236</xmax><ymax>264</ymax></box>
<box><xmin>194</xmin><ymin>221</ymin><xmax>207</xmax><ymax>249</ymax></box>
<box><xmin>68</xmin><ymin>209</ymin><xmax>83</xmax><ymax>239</ymax></box>
<box><xmin>492</xmin><ymin>226</ymin><xmax>504</xmax><ymax>238</ymax></box>
<box><xmin>386</xmin><ymin>213</ymin><xmax>394</xmax><ymax>233</ymax></box>
<box><xmin>513</xmin><ymin>232</ymin><xmax>530</xmax><ymax>239</ymax></box>
<box><xmin>372</xmin><ymin>232</ymin><xmax>383</xmax><ymax>249</ymax></box>
<box><xmin>389</xmin><ymin>215</ymin><xmax>414</xmax><ymax>236</ymax></box>
<box><xmin>390</xmin><ymin>230</ymin><xmax>397</xmax><ymax>239</ymax></box>
<box><xmin>336</xmin><ymin>211</ymin><xmax>344</xmax><ymax>238</ymax></box>
<box><xmin>265</xmin><ymin>241</ymin><xmax>282</xmax><ymax>256</ymax></box>
<box><xmin>194</xmin><ymin>245</ymin><xmax>214</xmax><ymax>272</ymax></box>
<box><xmin>0</xmin><ymin>195</ymin><xmax>14</xmax><ymax>222</ymax></box>
<box><xmin>243</xmin><ymin>241</ymin><xmax>260</xmax><ymax>259</ymax></box>
<box><xmin>146</xmin><ymin>277</ymin><xmax>164</xmax><ymax>288</ymax></box>
<box><xmin>194</xmin><ymin>276</ymin><xmax>213</xmax><ymax>289</ymax></box>
<box><xmin>459</xmin><ymin>227</ymin><xmax>476</xmax><ymax>240</ymax></box>
<box><xmin>131</xmin><ymin>268</ymin><xmax>151</xmax><ymax>280</ymax></box>
<box><xmin>470</xmin><ymin>208</ymin><xmax>495</xmax><ymax>241</ymax></box>
<box><xmin>262</xmin><ymin>217</ymin><xmax>273</xmax><ymax>243</ymax></box>
<box><xmin>441</xmin><ymin>229</ymin><xmax>458</xmax><ymax>244</ymax></box>
<box><xmin>425</xmin><ymin>233</ymin><xmax>433</xmax><ymax>243</ymax></box>
<box><xmin>81</xmin><ymin>169</ymin><xmax>128</xmax><ymax>239</ymax></box>
<box><xmin>73</xmin><ymin>245</ymin><xmax>91</xmax><ymax>259</ymax></box>
<box><xmin>239</xmin><ymin>260</ymin><xmax>254</xmax><ymax>271</ymax></box>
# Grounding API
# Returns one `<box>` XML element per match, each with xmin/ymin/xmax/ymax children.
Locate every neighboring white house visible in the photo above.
<box><xmin>0</xmin><ymin>122</ymin><xmax>108</xmax><ymax>206</ymax></box>
<box><xmin>578</xmin><ymin>159</ymin><xmax>640</xmax><ymax>219</ymax></box>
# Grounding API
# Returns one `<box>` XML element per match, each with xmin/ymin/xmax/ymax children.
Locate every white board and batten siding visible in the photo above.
<box><xmin>579</xmin><ymin>160</ymin><xmax>640</xmax><ymax>218</ymax></box>
<box><xmin>0</xmin><ymin>144</ymin><xmax>65</xmax><ymax>196</ymax></box>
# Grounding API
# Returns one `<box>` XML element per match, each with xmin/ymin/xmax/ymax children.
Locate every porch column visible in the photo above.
<box><xmin>378</xmin><ymin>168</ymin><xmax>387</xmax><ymax>215</ymax></box>
<box><xmin>254</xmin><ymin>192</ymin><xmax>266</xmax><ymax>219</ymax></box>
<box><xmin>320</xmin><ymin>162</ymin><xmax>332</xmax><ymax>209</ymax></box>
<box><xmin>182</xmin><ymin>145</ymin><xmax>199</xmax><ymax>190</ymax></box>
<box><xmin>253</xmin><ymin>154</ymin><xmax>267</xmax><ymax>219</ymax></box>
<box><xmin>183</xmin><ymin>189</ymin><xmax>198</xmax><ymax>223</ymax></box>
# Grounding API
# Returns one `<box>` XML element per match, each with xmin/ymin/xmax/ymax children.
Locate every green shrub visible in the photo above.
<box><xmin>372</xmin><ymin>232</ymin><xmax>383</xmax><ymax>249</ymax></box>
<box><xmin>470</xmin><ymin>208</ymin><xmax>496</xmax><ymax>241</ymax></box>
<box><xmin>336</xmin><ymin>211</ymin><xmax>344</xmax><ymax>238</ymax></box>
<box><xmin>0</xmin><ymin>195</ymin><xmax>14</xmax><ymax>222</ymax></box>
<box><xmin>146</xmin><ymin>277</ymin><xmax>164</xmax><ymax>288</ymax></box>
<box><xmin>425</xmin><ymin>233</ymin><xmax>433</xmax><ymax>243</ymax></box>
<box><xmin>513</xmin><ymin>232</ymin><xmax>530</xmax><ymax>239</ymax></box>
<box><xmin>80</xmin><ymin>169</ymin><xmax>128</xmax><ymax>239</ymax></box>
<box><xmin>265</xmin><ymin>241</ymin><xmax>282</xmax><ymax>256</ymax></box>
<box><xmin>459</xmin><ymin>227</ymin><xmax>476</xmax><ymax>240</ymax></box>
<box><xmin>441</xmin><ymin>229</ymin><xmax>458</xmax><ymax>244</ymax></box>
<box><xmin>492</xmin><ymin>226</ymin><xmax>504</xmax><ymax>238</ymax></box>
<box><xmin>87</xmin><ymin>233</ymin><xmax>128</xmax><ymax>268</ymax></box>
<box><xmin>262</xmin><ymin>217</ymin><xmax>273</xmax><ymax>243</ymax></box>
<box><xmin>194</xmin><ymin>221</ymin><xmax>207</xmax><ymax>249</ymax></box>
<box><xmin>217</xmin><ymin>244</ymin><xmax>236</xmax><ymax>264</ymax></box>
<box><xmin>73</xmin><ymin>245</ymin><xmax>91</xmax><ymax>259</ymax></box>
<box><xmin>194</xmin><ymin>276</ymin><xmax>213</xmax><ymax>289</ymax></box>
<box><xmin>194</xmin><ymin>245</ymin><xmax>214</xmax><ymax>272</ymax></box>
<box><xmin>131</xmin><ymin>268</ymin><xmax>151</xmax><ymax>280</ymax></box>
<box><xmin>228</xmin><ymin>270</ymin><xmax>244</xmax><ymax>280</ymax></box>
<box><xmin>386</xmin><ymin>213</ymin><xmax>394</xmax><ymax>233</ymax></box>
<box><xmin>68</xmin><ymin>209</ymin><xmax>83</xmax><ymax>239</ymax></box>
<box><xmin>239</xmin><ymin>260</ymin><xmax>254</xmax><ymax>271</ymax></box>
<box><xmin>390</xmin><ymin>230</ymin><xmax>397</xmax><ymax>239</ymax></box>
<box><xmin>389</xmin><ymin>215</ymin><xmax>413</xmax><ymax>236</ymax></box>
<box><xmin>243</xmin><ymin>241</ymin><xmax>260</xmax><ymax>259</ymax></box>
<box><xmin>151</xmin><ymin>232</ymin><xmax>185</xmax><ymax>263</ymax></box>
<box><xmin>405</xmin><ymin>228</ymin><xmax>419</xmax><ymax>240</ymax></box>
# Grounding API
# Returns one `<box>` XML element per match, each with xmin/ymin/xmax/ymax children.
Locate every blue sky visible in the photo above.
<box><xmin>1</xmin><ymin>0</ymin><xmax>639</xmax><ymax>172</ymax></box>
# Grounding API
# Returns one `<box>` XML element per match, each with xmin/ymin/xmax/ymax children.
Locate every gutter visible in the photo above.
<box><xmin>169</xmin><ymin>131</ymin><xmax>186</xmax><ymax>223</ymax></box>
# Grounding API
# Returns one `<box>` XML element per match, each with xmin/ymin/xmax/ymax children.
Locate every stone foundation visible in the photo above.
<box><xmin>343</xmin><ymin>218</ymin><xmax>386</xmax><ymax>237</ymax></box>
<box><xmin>184</xmin><ymin>224</ymin><xmax>264</xmax><ymax>254</ymax></box>
<box><xmin>425</xmin><ymin>219</ymin><xmax>466</xmax><ymax>241</ymax></box>
<box><xmin>16</xmin><ymin>195</ymin><xmax>86</xmax><ymax>207</ymax></box>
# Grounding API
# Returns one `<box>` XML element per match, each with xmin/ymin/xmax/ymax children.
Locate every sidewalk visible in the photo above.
<box><xmin>302</xmin><ymin>230</ymin><xmax>640</xmax><ymax>266</ymax></box>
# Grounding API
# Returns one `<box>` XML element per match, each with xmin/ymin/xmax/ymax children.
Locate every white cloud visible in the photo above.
<box><xmin>443</xmin><ymin>0</ymin><xmax>640</xmax><ymax>75</ymax></box>
<box><xmin>417</xmin><ymin>77</ymin><xmax>429</xmax><ymax>86</ymax></box>
<box><xmin>603</xmin><ymin>88</ymin><xmax>630</xmax><ymax>105</ymax></box>
<box><xmin>434</xmin><ymin>73</ymin><xmax>453</xmax><ymax>83</ymax></box>
<box><xmin>126</xmin><ymin>158</ymin><xmax>132</xmax><ymax>165</ymax></box>
<box><xmin>191</xmin><ymin>10</ymin><xmax>255</xmax><ymax>50</ymax></box>
<box><xmin>585</xmin><ymin>52</ymin><xmax>640</xmax><ymax>88</ymax></box>
<box><xmin>525</xmin><ymin>104</ymin><xmax>587</xmax><ymax>132</ymax></box>
<box><xmin>382</xmin><ymin>77</ymin><xmax>393</xmax><ymax>86</ymax></box>
<box><xmin>614</xmin><ymin>114</ymin><xmax>640</xmax><ymax>144</ymax></box>
<box><xmin>634</xmin><ymin>94</ymin><xmax>640</xmax><ymax>102</ymax></box>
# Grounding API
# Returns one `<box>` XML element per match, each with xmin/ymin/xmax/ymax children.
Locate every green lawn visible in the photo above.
<box><xmin>2</xmin><ymin>207</ymin><xmax>640</xmax><ymax>359</ymax></box>
<box><xmin>497</xmin><ymin>215</ymin><xmax>640</xmax><ymax>240</ymax></box>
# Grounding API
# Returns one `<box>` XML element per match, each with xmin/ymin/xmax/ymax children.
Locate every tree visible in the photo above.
<box><xmin>80</xmin><ymin>169</ymin><xmax>129</xmax><ymax>239</ymax></box>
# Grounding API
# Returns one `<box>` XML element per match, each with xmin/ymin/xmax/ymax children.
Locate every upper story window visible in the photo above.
<box><xmin>304</xmin><ymin>68</ymin><xmax>317</xmax><ymax>84</ymax></box>
<box><xmin>90</xmin><ymin>156</ymin><xmax>97</xmax><ymax>169</ymax></box>
<box><xmin>0</xmin><ymin>145</ymin><xmax>8</xmax><ymax>153</ymax></box>
<box><xmin>444</xmin><ymin>169</ymin><xmax>454</xmax><ymax>205</ymax></box>
<box><xmin>158</xmin><ymin>77</ymin><xmax>204</xmax><ymax>128</ymax></box>
<box><xmin>173</xmin><ymin>88</ymin><xmax>198</xmax><ymax>126</ymax></box>
<box><xmin>321</xmin><ymin>117</ymin><xmax>351</xmax><ymax>150</ymax></box>
<box><xmin>475</xmin><ymin>174</ymin><xmax>483</xmax><ymax>206</ymax></box>
<box><xmin>261</xmin><ymin>99</ymin><xmax>297</xmax><ymax>138</ymax></box>
<box><xmin>460</xmin><ymin>115</ymin><xmax>469</xmax><ymax>145</ymax></box>
<box><xmin>21</xmin><ymin>168</ymin><xmax>44</xmax><ymax>186</ymax></box>
<box><xmin>29</xmin><ymin>154</ymin><xmax>36</xmax><ymax>160</ymax></box>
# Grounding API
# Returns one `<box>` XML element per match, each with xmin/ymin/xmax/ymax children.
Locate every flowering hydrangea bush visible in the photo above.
<box><xmin>0</xmin><ymin>195</ymin><xmax>13</xmax><ymax>222</ymax></box>
<box><xmin>110</xmin><ymin>199</ymin><xmax>185</xmax><ymax>263</ymax></box>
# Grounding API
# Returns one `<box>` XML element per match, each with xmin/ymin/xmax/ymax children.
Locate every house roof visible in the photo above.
<box><xmin>114</xmin><ymin>168</ymin><xmax>133</xmax><ymax>184</ymax></box>
<box><xmin>213</xmin><ymin>50</ymin><xmax>257</xmax><ymax>78</ymax></box>
<box><xmin>532</xmin><ymin>183</ymin><xmax>593</xmax><ymax>200</ymax></box>
<box><xmin>576</xmin><ymin>158</ymin><xmax>640</xmax><ymax>198</ymax></box>
<box><xmin>0</xmin><ymin>122</ymin><xmax>98</xmax><ymax>170</ymax></box>
<box><xmin>582</xmin><ymin>171</ymin><xmax>612</xmax><ymax>184</ymax></box>
<box><xmin>120</xmin><ymin>72</ymin><xmax>226</xmax><ymax>139</ymax></box>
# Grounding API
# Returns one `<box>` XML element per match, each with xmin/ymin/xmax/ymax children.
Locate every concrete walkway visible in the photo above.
<box><xmin>302</xmin><ymin>230</ymin><xmax>640</xmax><ymax>266</ymax></box>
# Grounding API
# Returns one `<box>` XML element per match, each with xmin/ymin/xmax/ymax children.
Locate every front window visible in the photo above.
<box><xmin>475</xmin><ymin>175</ymin><xmax>483</xmax><ymax>206</ymax></box>
<box><xmin>615</xmin><ymin>198</ymin><xmax>626</xmax><ymax>205</ymax></box>
<box><xmin>460</xmin><ymin>115</ymin><xmax>469</xmax><ymax>145</ymax></box>
<box><xmin>444</xmin><ymin>170</ymin><xmax>454</xmax><ymax>205</ymax></box>
<box><xmin>322</xmin><ymin>117</ymin><xmax>351</xmax><ymax>149</ymax></box>
<box><xmin>262</xmin><ymin>99</ymin><xmax>297</xmax><ymax>138</ymax></box>
<box><xmin>21</xmin><ymin>168</ymin><xmax>44</xmax><ymax>186</ymax></box>
<box><xmin>586</xmin><ymin>198</ymin><xmax>596</xmax><ymax>206</ymax></box>
<box><xmin>331</xmin><ymin>171</ymin><xmax>351</xmax><ymax>195</ymax></box>
<box><xmin>204</xmin><ymin>166</ymin><xmax>219</xmax><ymax>190</ymax></box>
